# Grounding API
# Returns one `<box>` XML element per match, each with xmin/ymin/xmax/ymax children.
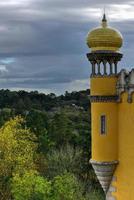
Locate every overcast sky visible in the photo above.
<box><xmin>0</xmin><ymin>0</ymin><xmax>133</xmax><ymax>94</ymax></box>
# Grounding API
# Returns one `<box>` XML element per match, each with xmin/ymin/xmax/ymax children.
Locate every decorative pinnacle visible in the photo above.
<box><xmin>102</xmin><ymin>13</ymin><xmax>107</xmax><ymax>22</ymax></box>
<box><xmin>102</xmin><ymin>11</ymin><xmax>107</xmax><ymax>28</ymax></box>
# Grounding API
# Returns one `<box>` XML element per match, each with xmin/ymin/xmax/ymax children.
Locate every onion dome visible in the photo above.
<box><xmin>86</xmin><ymin>14</ymin><xmax>123</xmax><ymax>52</ymax></box>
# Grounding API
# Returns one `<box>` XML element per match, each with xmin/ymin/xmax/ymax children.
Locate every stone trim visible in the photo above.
<box><xmin>90</xmin><ymin>95</ymin><xmax>118</xmax><ymax>103</ymax></box>
<box><xmin>106</xmin><ymin>176</ymin><xmax>117</xmax><ymax>200</ymax></box>
<box><xmin>87</xmin><ymin>51</ymin><xmax>123</xmax><ymax>62</ymax></box>
<box><xmin>90</xmin><ymin>160</ymin><xmax>118</xmax><ymax>194</ymax></box>
<box><xmin>90</xmin><ymin>160</ymin><xmax>119</xmax><ymax>166</ymax></box>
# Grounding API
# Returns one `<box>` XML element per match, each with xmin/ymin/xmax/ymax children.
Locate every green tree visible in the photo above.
<box><xmin>0</xmin><ymin>108</ymin><xmax>14</xmax><ymax>127</ymax></box>
<box><xmin>11</xmin><ymin>170</ymin><xmax>51</xmax><ymax>200</ymax></box>
<box><xmin>49</xmin><ymin>112</ymin><xmax>73</xmax><ymax>147</ymax></box>
<box><xmin>0</xmin><ymin>117</ymin><xmax>37</xmax><ymax>199</ymax></box>
<box><xmin>46</xmin><ymin>145</ymin><xmax>82</xmax><ymax>179</ymax></box>
<box><xmin>51</xmin><ymin>172</ymin><xmax>84</xmax><ymax>200</ymax></box>
<box><xmin>26</xmin><ymin>110</ymin><xmax>53</xmax><ymax>152</ymax></box>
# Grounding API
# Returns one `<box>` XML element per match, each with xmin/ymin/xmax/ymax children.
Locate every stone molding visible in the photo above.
<box><xmin>87</xmin><ymin>51</ymin><xmax>123</xmax><ymax>62</ymax></box>
<box><xmin>90</xmin><ymin>95</ymin><xmax>118</xmax><ymax>103</ymax></box>
<box><xmin>90</xmin><ymin>160</ymin><xmax>118</xmax><ymax>194</ymax></box>
<box><xmin>106</xmin><ymin>176</ymin><xmax>117</xmax><ymax>200</ymax></box>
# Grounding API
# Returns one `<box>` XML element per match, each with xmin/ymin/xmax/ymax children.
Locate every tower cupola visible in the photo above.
<box><xmin>87</xmin><ymin>14</ymin><xmax>123</xmax><ymax>52</ymax></box>
<box><xmin>86</xmin><ymin>14</ymin><xmax>123</xmax><ymax>77</ymax></box>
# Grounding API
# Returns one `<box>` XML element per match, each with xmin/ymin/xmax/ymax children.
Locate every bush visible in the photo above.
<box><xmin>11</xmin><ymin>171</ymin><xmax>51</xmax><ymax>200</ymax></box>
<box><xmin>46</xmin><ymin>145</ymin><xmax>82</xmax><ymax>178</ymax></box>
<box><xmin>51</xmin><ymin>172</ymin><xmax>84</xmax><ymax>200</ymax></box>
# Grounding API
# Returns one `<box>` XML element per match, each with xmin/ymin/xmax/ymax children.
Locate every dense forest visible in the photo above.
<box><xmin>0</xmin><ymin>89</ymin><xmax>104</xmax><ymax>200</ymax></box>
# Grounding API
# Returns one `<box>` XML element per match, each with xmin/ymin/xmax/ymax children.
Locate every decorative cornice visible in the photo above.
<box><xmin>87</xmin><ymin>51</ymin><xmax>123</xmax><ymax>62</ymax></box>
<box><xmin>90</xmin><ymin>160</ymin><xmax>119</xmax><ymax>165</ymax></box>
<box><xmin>90</xmin><ymin>95</ymin><xmax>118</xmax><ymax>103</ymax></box>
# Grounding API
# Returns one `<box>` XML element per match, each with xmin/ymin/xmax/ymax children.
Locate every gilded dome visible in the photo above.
<box><xmin>87</xmin><ymin>14</ymin><xmax>123</xmax><ymax>52</ymax></box>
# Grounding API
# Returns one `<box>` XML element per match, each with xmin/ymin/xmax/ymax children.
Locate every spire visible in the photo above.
<box><xmin>102</xmin><ymin>13</ymin><xmax>106</xmax><ymax>22</ymax></box>
<box><xmin>102</xmin><ymin>8</ymin><xmax>107</xmax><ymax>28</ymax></box>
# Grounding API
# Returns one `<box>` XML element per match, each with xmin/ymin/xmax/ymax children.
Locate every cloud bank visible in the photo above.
<box><xmin>0</xmin><ymin>0</ymin><xmax>133</xmax><ymax>94</ymax></box>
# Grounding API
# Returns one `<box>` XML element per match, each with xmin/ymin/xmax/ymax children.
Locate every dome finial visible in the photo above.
<box><xmin>86</xmin><ymin>9</ymin><xmax>123</xmax><ymax>52</ymax></box>
<box><xmin>102</xmin><ymin>7</ymin><xmax>107</xmax><ymax>28</ymax></box>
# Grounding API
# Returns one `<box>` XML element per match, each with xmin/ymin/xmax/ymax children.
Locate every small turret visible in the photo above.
<box><xmin>86</xmin><ymin>14</ymin><xmax>123</xmax><ymax>78</ymax></box>
<box><xmin>86</xmin><ymin>13</ymin><xmax>123</xmax><ymax>195</ymax></box>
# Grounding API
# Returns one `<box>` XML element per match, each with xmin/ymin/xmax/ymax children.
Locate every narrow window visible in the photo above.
<box><xmin>100</xmin><ymin>115</ymin><xmax>106</xmax><ymax>135</ymax></box>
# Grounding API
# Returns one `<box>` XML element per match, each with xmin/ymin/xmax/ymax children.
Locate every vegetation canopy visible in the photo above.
<box><xmin>0</xmin><ymin>89</ymin><xmax>104</xmax><ymax>200</ymax></box>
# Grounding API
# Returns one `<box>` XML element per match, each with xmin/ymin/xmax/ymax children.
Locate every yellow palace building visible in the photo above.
<box><xmin>86</xmin><ymin>14</ymin><xmax>134</xmax><ymax>200</ymax></box>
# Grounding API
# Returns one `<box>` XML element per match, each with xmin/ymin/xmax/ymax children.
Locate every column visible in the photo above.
<box><xmin>103</xmin><ymin>60</ymin><xmax>107</xmax><ymax>75</ymax></box>
<box><xmin>114</xmin><ymin>61</ymin><xmax>118</xmax><ymax>75</ymax></box>
<box><xmin>97</xmin><ymin>61</ymin><xmax>101</xmax><ymax>75</ymax></box>
<box><xmin>109</xmin><ymin>61</ymin><xmax>113</xmax><ymax>75</ymax></box>
<box><xmin>91</xmin><ymin>61</ymin><xmax>96</xmax><ymax>76</ymax></box>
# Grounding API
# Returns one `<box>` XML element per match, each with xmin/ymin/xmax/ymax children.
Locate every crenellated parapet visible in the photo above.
<box><xmin>117</xmin><ymin>68</ymin><xmax>134</xmax><ymax>103</ymax></box>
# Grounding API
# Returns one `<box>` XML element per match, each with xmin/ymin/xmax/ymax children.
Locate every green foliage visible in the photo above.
<box><xmin>0</xmin><ymin>108</ymin><xmax>15</xmax><ymax>127</ymax></box>
<box><xmin>46</xmin><ymin>145</ymin><xmax>82</xmax><ymax>179</ymax></box>
<box><xmin>85</xmin><ymin>190</ymin><xmax>105</xmax><ymax>200</ymax></box>
<box><xmin>0</xmin><ymin>89</ymin><xmax>105</xmax><ymax>199</ymax></box>
<box><xmin>48</xmin><ymin>112</ymin><xmax>73</xmax><ymax>147</ymax></box>
<box><xmin>0</xmin><ymin>116</ymin><xmax>37</xmax><ymax>174</ymax></box>
<box><xmin>51</xmin><ymin>173</ymin><xmax>84</xmax><ymax>200</ymax></box>
<box><xmin>0</xmin><ymin>89</ymin><xmax>90</xmax><ymax>112</ymax></box>
<box><xmin>26</xmin><ymin>110</ymin><xmax>54</xmax><ymax>152</ymax></box>
<box><xmin>12</xmin><ymin>172</ymin><xmax>87</xmax><ymax>200</ymax></box>
<box><xmin>0</xmin><ymin>117</ymin><xmax>37</xmax><ymax>199</ymax></box>
<box><xmin>11</xmin><ymin>170</ymin><xmax>51</xmax><ymax>200</ymax></box>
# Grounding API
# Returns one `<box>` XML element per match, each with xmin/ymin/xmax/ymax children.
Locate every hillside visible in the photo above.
<box><xmin>0</xmin><ymin>89</ymin><xmax>104</xmax><ymax>199</ymax></box>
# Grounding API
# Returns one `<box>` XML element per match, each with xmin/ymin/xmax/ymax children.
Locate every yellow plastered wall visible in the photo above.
<box><xmin>91</xmin><ymin>76</ymin><xmax>117</xmax><ymax>96</ymax></box>
<box><xmin>91</xmin><ymin>102</ymin><xmax>118</xmax><ymax>161</ymax></box>
<box><xmin>113</xmin><ymin>93</ymin><xmax>134</xmax><ymax>200</ymax></box>
<box><xmin>91</xmin><ymin>76</ymin><xmax>118</xmax><ymax>162</ymax></box>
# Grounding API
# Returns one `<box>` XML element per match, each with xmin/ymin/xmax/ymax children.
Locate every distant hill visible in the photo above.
<box><xmin>0</xmin><ymin>89</ymin><xmax>90</xmax><ymax>112</ymax></box>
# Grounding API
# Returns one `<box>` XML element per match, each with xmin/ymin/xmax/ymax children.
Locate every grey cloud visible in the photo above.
<box><xmin>0</xmin><ymin>0</ymin><xmax>132</xmax><ymax>94</ymax></box>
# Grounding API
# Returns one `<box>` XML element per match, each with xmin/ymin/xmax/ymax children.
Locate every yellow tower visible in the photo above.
<box><xmin>86</xmin><ymin>14</ymin><xmax>123</xmax><ymax>196</ymax></box>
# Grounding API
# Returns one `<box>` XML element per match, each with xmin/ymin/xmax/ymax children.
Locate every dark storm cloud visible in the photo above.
<box><xmin>0</xmin><ymin>0</ymin><xmax>133</xmax><ymax>94</ymax></box>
